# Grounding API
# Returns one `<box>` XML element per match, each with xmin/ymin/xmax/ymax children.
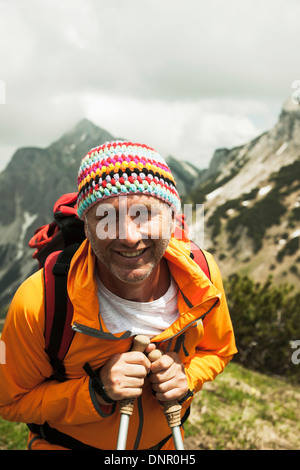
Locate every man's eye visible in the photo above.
<box><xmin>96</xmin><ymin>211</ymin><xmax>108</xmax><ymax>221</ymax></box>
<box><xmin>97</xmin><ymin>211</ymin><xmax>116</xmax><ymax>223</ymax></box>
<box><xmin>150</xmin><ymin>209</ymin><xmax>161</xmax><ymax>217</ymax></box>
<box><xmin>133</xmin><ymin>210</ymin><xmax>150</xmax><ymax>222</ymax></box>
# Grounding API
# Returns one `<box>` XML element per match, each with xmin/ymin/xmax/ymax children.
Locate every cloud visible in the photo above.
<box><xmin>83</xmin><ymin>92</ymin><xmax>266</xmax><ymax>166</ymax></box>
<box><xmin>2</xmin><ymin>0</ymin><xmax>299</xmax><ymax>100</ymax></box>
<box><xmin>0</xmin><ymin>0</ymin><xmax>299</xmax><ymax>170</ymax></box>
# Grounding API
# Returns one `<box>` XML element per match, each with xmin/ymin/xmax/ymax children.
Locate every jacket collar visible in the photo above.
<box><xmin>68</xmin><ymin>237</ymin><xmax>221</xmax><ymax>339</ymax></box>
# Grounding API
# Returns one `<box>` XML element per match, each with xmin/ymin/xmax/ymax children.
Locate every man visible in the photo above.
<box><xmin>0</xmin><ymin>141</ymin><xmax>237</xmax><ymax>450</ymax></box>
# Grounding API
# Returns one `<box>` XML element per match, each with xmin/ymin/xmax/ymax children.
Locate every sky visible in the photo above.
<box><xmin>0</xmin><ymin>0</ymin><xmax>300</xmax><ymax>171</ymax></box>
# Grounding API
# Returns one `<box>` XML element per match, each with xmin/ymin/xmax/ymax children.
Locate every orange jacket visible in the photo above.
<box><xmin>0</xmin><ymin>236</ymin><xmax>237</xmax><ymax>450</ymax></box>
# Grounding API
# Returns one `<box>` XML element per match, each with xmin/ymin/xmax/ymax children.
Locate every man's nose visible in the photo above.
<box><xmin>118</xmin><ymin>216</ymin><xmax>143</xmax><ymax>245</ymax></box>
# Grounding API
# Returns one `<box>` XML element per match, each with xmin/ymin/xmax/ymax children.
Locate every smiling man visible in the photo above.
<box><xmin>0</xmin><ymin>140</ymin><xmax>237</xmax><ymax>450</ymax></box>
<box><xmin>85</xmin><ymin>195</ymin><xmax>173</xmax><ymax>291</ymax></box>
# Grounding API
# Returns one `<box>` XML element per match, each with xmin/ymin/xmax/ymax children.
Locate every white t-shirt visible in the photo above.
<box><xmin>96</xmin><ymin>273</ymin><xmax>179</xmax><ymax>338</ymax></box>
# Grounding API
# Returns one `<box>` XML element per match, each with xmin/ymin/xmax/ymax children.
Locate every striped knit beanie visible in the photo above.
<box><xmin>77</xmin><ymin>141</ymin><xmax>181</xmax><ymax>219</ymax></box>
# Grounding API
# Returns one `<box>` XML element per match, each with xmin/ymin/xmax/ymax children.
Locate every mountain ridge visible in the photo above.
<box><xmin>0</xmin><ymin>121</ymin><xmax>201</xmax><ymax>309</ymax></box>
<box><xmin>187</xmin><ymin>98</ymin><xmax>300</xmax><ymax>288</ymax></box>
<box><xmin>0</xmin><ymin>99</ymin><xmax>299</xmax><ymax>310</ymax></box>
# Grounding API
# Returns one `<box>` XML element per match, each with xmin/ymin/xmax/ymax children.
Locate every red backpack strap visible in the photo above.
<box><xmin>174</xmin><ymin>214</ymin><xmax>211</xmax><ymax>281</ymax></box>
<box><xmin>189</xmin><ymin>240</ymin><xmax>211</xmax><ymax>281</ymax></box>
<box><xmin>29</xmin><ymin>193</ymin><xmax>85</xmax><ymax>269</ymax></box>
<box><xmin>53</xmin><ymin>192</ymin><xmax>78</xmax><ymax>216</ymax></box>
<box><xmin>44</xmin><ymin>244</ymin><xmax>79</xmax><ymax>382</ymax></box>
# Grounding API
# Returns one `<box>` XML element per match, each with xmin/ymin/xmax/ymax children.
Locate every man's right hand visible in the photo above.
<box><xmin>96</xmin><ymin>352</ymin><xmax>151</xmax><ymax>405</ymax></box>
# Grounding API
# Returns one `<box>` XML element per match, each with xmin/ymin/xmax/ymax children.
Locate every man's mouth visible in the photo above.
<box><xmin>117</xmin><ymin>248</ymin><xmax>146</xmax><ymax>258</ymax></box>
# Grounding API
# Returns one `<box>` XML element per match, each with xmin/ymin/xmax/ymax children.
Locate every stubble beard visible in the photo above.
<box><xmin>85</xmin><ymin>221</ymin><xmax>171</xmax><ymax>284</ymax></box>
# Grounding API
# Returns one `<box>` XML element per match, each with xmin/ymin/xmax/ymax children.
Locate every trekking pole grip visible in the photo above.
<box><xmin>148</xmin><ymin>349</ymin><xmax>182</xmax><ymax>428</ymax></box>
<box><xmin>119</xmin><ymin>335</ymin><xmax>150</xmax><ymax>416</ymax></box>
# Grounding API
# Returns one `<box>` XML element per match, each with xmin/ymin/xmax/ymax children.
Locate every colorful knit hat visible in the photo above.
<box><xmin>77</xmin><ymin>141</ymin><xmax>181</xmax><ymax>219</ymax></box>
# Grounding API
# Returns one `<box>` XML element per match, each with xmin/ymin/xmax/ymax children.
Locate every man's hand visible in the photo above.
<box><xmin>98</xmin><ymin>352</ymin><xmax>151</xmax><ymax>404</ymax></box>
<box><xmin>148</xmin><ymin>351</ymin><xmax>188</xmax><ymax>402</ymax></box>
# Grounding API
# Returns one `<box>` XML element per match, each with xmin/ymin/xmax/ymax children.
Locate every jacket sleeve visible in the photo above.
<box><xmin>0</xmin><ymin>272</ymin><xmax>112</xmax><ymax>426</ymax></box>
<box><xmin>184</xmin><ymin>252</ymin><xmax>237</xmax><ymax>394</ymax></box>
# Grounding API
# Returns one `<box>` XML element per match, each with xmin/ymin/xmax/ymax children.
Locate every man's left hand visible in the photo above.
<box><xmin>148</xmin><ymin>351</ymin><xmax>189</xmax><ymax>402</ymax></box>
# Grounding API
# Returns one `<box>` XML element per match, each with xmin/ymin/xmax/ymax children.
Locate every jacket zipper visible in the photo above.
<box><xmin>72</xmin><ymin>298</ymin><xmax>219</xmax><ymax>343</ymax></box>
<box><xmin>72</xmin><ymin>298</ymin><xmax>218</xmax><ymax>450</ymax></box>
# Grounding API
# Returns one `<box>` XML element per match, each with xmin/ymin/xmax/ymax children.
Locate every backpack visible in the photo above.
<box><xmin>28</xmin><ymin>193</ymin><xmax>211</xmax><ymax>382</ymax></box>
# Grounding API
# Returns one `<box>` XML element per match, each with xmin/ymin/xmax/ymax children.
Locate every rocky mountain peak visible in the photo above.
<box><xmin>186</xmin><ymin>98</ymin><xmax>300</xmax><ymax>288</ymax></box>
<box><xmin>0</xmin><ymin>99</ymin><xmax>299</xmax><ymax>311</ymax></box>
<box><xmin>280</xmin><ymin>97</ymin><xmax>300</xmax><ymax>116</ymax></box>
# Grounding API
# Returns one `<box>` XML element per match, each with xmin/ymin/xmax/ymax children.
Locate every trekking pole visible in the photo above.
<box><xmin>116</xmin><ymin>335</ymin><xmax>150</xmax><ymax>450</ymax></box>
<box><xmin>148</xmin><ymin>349</ymin><xmax>185</xmax><ymax>450</ymax></box>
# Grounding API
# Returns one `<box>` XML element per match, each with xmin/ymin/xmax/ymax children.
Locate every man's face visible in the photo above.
<box><xmin>84</xmin><ymin>195</ymin><xmax>174</xmax><ymax>286</ymax></box>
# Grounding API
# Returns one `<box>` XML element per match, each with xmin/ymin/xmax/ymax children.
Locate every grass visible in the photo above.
<box><xmin>184</xmin><ymin>361</ymin><xmax>300</xmax><ymax>450</ymax></box>
<box><xmin>0</xmin><ymin>420</ymin><xmax>28</xmax><ymax>450</ymax></box>
<box><xmin>1</xmin><ymin>361</ymin><xmax>299</xmax><ymax>450</ymax></box>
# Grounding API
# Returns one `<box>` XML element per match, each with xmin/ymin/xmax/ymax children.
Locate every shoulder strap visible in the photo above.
<box><xmin>43</xmin><ymin>239</ymin><xmax>210</xmax><ymax>381</ymax></box>
<box><xmin>189</xmin><ymin>240</ymin><xmax>211</xmax><ymax>281</ymax></box>
<box><xmin>44</xmin><ymin>244</ymin><xmax>79</xmax><ymax>382</ymax></box>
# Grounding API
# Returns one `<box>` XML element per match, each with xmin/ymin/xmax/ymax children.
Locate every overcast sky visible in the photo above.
<box><xmin>0</xmin><ymin>0</ymin><xmax>299</xmax><ymax>171</ymax></box>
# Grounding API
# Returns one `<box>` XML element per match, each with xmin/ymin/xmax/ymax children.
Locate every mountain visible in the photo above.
<box><xmin>187</xmin><ymin>98</ymin><xmax>300</xmax><ymax>288</ymax></box>
<box><xmin>0</xmin><ymin>121</ymin><xmax>202</xmax><ymax>310</ymax></box>
<box><xmin>165</xmin><ymin>155</ymin><xmax>205</xmax><ymax>196</ymax></box>
<box><xmin>0</xmin><ymin>99</ymin><xmax>299</xmax><ymax>311</ymax></box>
